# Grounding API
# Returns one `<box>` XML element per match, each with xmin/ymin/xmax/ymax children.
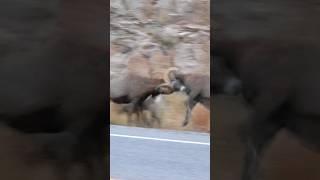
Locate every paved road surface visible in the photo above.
<box><xmin>110</xmin><ymin>125</ymin><xmax>210</xmax><ymax>180</ymax></box>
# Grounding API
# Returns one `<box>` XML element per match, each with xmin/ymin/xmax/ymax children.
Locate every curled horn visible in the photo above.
<box><xmin>153</xmin><ymin>67</ymin><xmax>179</xmax><ymax>95</ymax></box>
<box><xmin>155</xmin><ymin>83</ymin><xmax>174</xmax><ymax>95</ymax></box>
<box><xmin>163</xmin><ymin>67</ymin><xmax>179</xmax><ymax>84</ymax></box>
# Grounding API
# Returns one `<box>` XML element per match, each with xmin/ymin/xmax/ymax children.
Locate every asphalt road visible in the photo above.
<box><xmin>110</xmin><ymin>125</ymin><xmax>210</xmax><ymax>180</ymax></box>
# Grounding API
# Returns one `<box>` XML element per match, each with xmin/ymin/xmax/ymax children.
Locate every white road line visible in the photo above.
<box><xmin>110</xmin><ymin>133</ymin><xmax>210</xmax><ymax>146</ymax></box>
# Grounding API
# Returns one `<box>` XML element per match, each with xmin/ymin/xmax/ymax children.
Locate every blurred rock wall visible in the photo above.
<box><xmin>110</xmin><ymin>0</ymin><xmax>210</xmax><ymax>132</ymax></box>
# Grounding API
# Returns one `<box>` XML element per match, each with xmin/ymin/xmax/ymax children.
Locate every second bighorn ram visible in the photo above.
<box><xmin>165</xmin><ymin>67</ymin><xmax>211</xmax><ymax>126</ymax></box>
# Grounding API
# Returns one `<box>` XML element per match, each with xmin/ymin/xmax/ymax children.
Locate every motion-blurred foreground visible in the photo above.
<box><xmin>110</xmin><ymin>0</ymin><xmax>210</xmax><ymax>132</ymax></box>
<box><xmin>213</xmin><ymin>96</ymin><xmax>320</xmax><ymax>180</ymax></box>
<box><xmin>212</xmin><ymin>0</ymin><xmax>320</xmax><ymax>179</ymax></box>
<box><xmin>0</xmin><ymin>0</ymin><xmax>108</xmax><ymax>180</ymax></box>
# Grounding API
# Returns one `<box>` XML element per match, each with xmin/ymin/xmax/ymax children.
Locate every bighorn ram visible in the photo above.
<box><xmin>164</xmin><ymin>68</ymin><xmax>211</xmax><ymax>126</ymax></box>
<box><xmin>110</xmin><ymin>68</ymin><xmax>188</xmax><ymax>125</ymax></box>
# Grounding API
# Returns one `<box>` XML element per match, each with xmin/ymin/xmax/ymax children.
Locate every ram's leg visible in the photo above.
<box><xmin>182</xmin><ymin>97</ymin><xmax>197</xmax><ymax>127</ymax></box>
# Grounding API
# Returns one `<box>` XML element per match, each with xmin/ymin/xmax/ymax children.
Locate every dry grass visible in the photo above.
<box><xmin>110</xmin><ymin>92</ymin><xmax>210</xmax><ymax>132</ymax></box>
<box><xmin>110</xmin><ymin>101</ymin><xmax>128</xmax><ymax>125</ymax></box>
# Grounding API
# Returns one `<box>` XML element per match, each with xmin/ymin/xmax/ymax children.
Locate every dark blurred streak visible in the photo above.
<box><xmin>0</xmin><ymin>0</ymin><xmax>108</xmax><ymax>180</ymax></box>
<box><xmin>212</xmin><ymin>0</ymin><xmax>320</xmax><ymax>180</ymax></box>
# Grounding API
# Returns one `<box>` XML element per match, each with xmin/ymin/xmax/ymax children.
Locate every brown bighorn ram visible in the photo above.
<box><xmin>165</xmin><ymin>68</ymin><xmax>211</xmax><ymax>126</ymax></box>
<box><xmin>110</xmin><ymin>68</ymin><xmax>188</xmax><ymax>125</ymax></box>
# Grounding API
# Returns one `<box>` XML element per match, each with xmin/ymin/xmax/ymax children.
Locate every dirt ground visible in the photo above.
<box><xmin>110</xmin><ymin>93</ymin><xmax>210</xmax><ymax>132</ymax></box>
<box><xmin>212</xmin><ymin>96</ymin><xmax>320</xmax><ymax>180</ymax></box>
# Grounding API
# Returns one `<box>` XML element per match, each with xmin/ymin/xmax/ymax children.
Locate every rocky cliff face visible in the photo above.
<box><xmin>110</xmin><ymin>0</ymin><xmax>210</xmax><ymax>132</ymax></box>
